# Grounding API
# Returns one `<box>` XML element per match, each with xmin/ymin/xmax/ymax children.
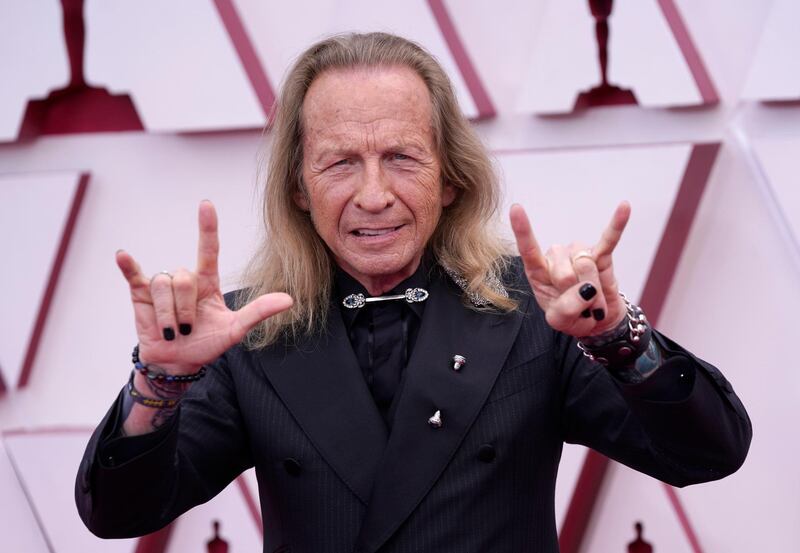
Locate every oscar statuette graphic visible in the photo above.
<box><xmin>627</xmin><ymin>521</ymin><xmax>654</xmax><ymax>553</ymax></box>
<box><xmin>18</xmin><ymin>0</ymin><xmax>143</xmax><ymax>137</ymax></box>
<box><xmin>206</xmin><ymin>520</ymin><xmax>230</xmax><ymax>553</ymax></box>
<box><xmin>574</xmin><ymin>0</ymin><xmax>638</xmax><ymax>109</ymax></box>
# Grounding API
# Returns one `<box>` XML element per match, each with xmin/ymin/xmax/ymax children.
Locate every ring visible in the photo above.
<box><xmin>572</xmin><ymin>250</ymin><xmax>594</xmax><ymax>264</ymax></box>
<box><xmin>158</xmin><ymin>270</ymin><xmax>173</xmax><ymax>279</ymax></box>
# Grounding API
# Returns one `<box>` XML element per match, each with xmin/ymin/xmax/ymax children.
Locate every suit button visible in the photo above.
<box><xmin>283</xmin><ymin>458</ymin><xmax>302</xmax><ymax>476</ymax></box>
<box><xmin>477</xmin><ymin>444</ymin><xmax>496</xmax><ymax>463</ymax></box>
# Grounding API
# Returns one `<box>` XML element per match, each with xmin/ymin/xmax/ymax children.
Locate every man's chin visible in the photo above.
<box><xmin>337</xmin><ymin>254</ymin><xmax>420</xmax><ymax>291</ymax></box>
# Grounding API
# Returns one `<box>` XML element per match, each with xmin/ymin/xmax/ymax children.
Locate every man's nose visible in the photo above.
<box><xmin>353</xmin><ymin>162</ymin><xmax>395</xmax><ymax>212</ymax></box>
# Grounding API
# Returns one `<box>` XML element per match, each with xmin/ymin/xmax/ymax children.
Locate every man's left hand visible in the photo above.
<box><xmin>510</xmin><ymin>201</ymin><xmax>631</xmax><ymax>338</ymax></box>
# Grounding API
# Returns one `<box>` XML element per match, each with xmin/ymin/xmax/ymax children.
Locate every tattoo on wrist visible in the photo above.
<box><xmin>142</xmin><ymin>366</ymin><xmax>190</xmax><ymax>430</ymax></box>
<box><xmin>150</xmin><ymin>405</ymin><xmax>178</xmax><ymax>429</ymax></box>
<box><xmin>632</xmin><ymin>338</ymin><xmax>663</xmax><ymax>376</ymax></box>
<box><xmin>124</xmin><ymin>366</ymin><xmax>191</xmax><ymax>432</ymax></box>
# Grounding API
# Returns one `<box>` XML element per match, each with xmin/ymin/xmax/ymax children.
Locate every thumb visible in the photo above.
<box><xmin>231</xmin><ymin>293</ymin><xmax>294</xmax><ymax>340</ymax></box>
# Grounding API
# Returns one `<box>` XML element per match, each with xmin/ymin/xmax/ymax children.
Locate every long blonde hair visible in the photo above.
<box><xmin>239</xmin><ymin>32</ymin><xmax>515</xmax><ymax>348</ymax></box>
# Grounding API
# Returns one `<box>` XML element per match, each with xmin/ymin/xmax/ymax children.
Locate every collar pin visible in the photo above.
<box><xmin>342</xmin><ymin>288</ymin><xmax>429</xmax><ymax>309</ymax></box>
<box><xmin>452</xmin><ymin>355</ymin><xmax>466</xmax><ymax>371</ymax></box>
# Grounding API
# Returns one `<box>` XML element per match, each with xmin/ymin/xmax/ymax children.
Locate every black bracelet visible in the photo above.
<box><xmin>127</xmin><ymin>371</ymin><xmax>182</xmax><ymax>409</ymax></box>
<box><xmin>577</xmin><ymin>293</ymin><xmax>652</xmax><ymax>367</ymax></box>
<box><xmin>132</xmin><ymin>345</ymin><xmax>207</xmax><ymax>383</ymax></box>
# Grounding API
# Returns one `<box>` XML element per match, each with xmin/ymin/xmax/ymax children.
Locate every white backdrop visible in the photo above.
<box><xmin>1</xmin><ymin>1</ymin><xmax>797</xmax><ymax>552</ymax></box>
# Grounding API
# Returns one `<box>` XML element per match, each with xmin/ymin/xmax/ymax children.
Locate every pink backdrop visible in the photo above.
<box><xmin>1</xmin><ymin>1</ymin><xmax>797</xmax><ymax>551</ymax></box>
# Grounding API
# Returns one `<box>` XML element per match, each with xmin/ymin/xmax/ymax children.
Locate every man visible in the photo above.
<box><xmin>76</xmin><ymin>33</ymin><xmax>751</xmax><ymax>553</ymax></box>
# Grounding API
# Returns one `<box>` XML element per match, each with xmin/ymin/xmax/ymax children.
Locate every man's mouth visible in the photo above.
<box><xmin>352</xmin><ymin>225</ymin><xmax>403</xmax><ymax>237</ymax></box>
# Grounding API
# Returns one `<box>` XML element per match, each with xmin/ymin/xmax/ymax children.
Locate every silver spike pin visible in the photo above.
<box><xmin>427</xmin><ymin>410</ymin><xmax>442</xmax><ymax>428</ymax></box>
<box><xmin>452</xmin><ymin>355</ymin><xmax>466</xmax><ymax>371</ymax></box>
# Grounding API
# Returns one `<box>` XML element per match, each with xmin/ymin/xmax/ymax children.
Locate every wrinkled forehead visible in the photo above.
<box><xmin>300</xmin><ymin>65</ymin><xmax>434</xmax><ymax>134</ymax></box>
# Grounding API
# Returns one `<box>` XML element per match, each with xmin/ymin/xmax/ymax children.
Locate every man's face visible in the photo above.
<box><xmin>297</xmin><ymin>66</ymin><xmax>455</xmax><ymax>294</ymax></box>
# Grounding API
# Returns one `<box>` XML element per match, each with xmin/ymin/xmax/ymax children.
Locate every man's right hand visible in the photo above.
<box><xmin>117</xmin><ymin>200</ymin><xmax>293</xmax><ymax>374</ymax></box>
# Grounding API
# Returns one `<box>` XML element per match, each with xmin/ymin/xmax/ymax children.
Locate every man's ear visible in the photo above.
<box><xmin>293</xmin><ymin>183</ymin><xmax>310</xmax><ymax>211</ymax></box>
<box><xmin>441</xmin><ymin>182</ymin><xmax>457</xmax><ymax>207</ymax></box>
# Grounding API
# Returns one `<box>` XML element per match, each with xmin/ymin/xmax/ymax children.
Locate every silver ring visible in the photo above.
<box><xmin>572</xmin><ymin>250</ymin><xmax>594</xmax><ymax>264</ymax></box>
<box><xmin>158</xmin><ymin>270</ymin><xmax>173</xmax><ymax>279</ymax></box>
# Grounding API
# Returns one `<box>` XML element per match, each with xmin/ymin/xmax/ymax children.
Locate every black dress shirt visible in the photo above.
<box><xmin>334</xmin><ymin>261</ymin><xmax>431</xmax><ymax>430</ymax></box>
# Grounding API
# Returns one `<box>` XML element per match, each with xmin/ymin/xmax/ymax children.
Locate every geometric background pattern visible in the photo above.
<box><xmin>0</xmin><ymin>170</ymin><xmax>88</xmax><ymax>392</ymax></box>
<box><xmin>1</xmin><ymin>0</ymin><xmax>797</xmax><ymax>551</ymax></box>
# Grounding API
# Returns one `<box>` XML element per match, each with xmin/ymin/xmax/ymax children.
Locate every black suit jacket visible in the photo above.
<box><xmin>76</xmin><ymin>263</ymin><xmax>751</xmax><ymax>553</ymax></box>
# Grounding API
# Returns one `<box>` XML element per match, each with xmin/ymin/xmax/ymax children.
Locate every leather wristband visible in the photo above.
<box><xmin>577</xmin><ymin>293</ymin><xmax>652</xmax><ymax>367</ymax></box>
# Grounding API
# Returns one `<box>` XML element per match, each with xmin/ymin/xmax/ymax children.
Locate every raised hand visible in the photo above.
<box><xmin>117</xmin><ymin>200</ymin><xmax>293</xmax><ymax>373</ymax></box>
<box><xmin>510</xmin><ymin>201</ymin><xmax>630</xmax><ymax>338</ymax></box>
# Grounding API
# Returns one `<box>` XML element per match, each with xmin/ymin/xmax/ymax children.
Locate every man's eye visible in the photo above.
<box><xmin>331</xmin><ymin>159</ymin><xmax>351</xmax><ymax>167</ymax></box>
<box><xmin>392</xmin><ymin>153</ymin><xmax>410</xmax><ymax>161</ymax></box>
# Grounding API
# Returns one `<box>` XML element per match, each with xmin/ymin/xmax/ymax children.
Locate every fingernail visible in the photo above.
<box><xmin>579</xmin><ymin>283</ymin><xmax>597</xmax><ymax>301</ymax></box>
<box><xmin>179</xmin><ymin>323</ymin><xmax>192</xmax><ymax>336</ymax></box>
<box><xmin>163</xmin><ymin>327</ymin><xmax>175</xmax><ymax>341</ymax></box>
<box><xmin>581</xmin><ymin>308</ymin><xmax>591</xmax><ymax>318</ymax></box>
<box><xmin>592</xmin><ymin>309</ymin><xmax>605</xmax><ymax>321</ymax></box>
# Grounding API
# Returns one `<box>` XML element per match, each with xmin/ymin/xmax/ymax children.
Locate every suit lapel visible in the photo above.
<box><xmin>257</xmin><ymin>308</ymin><xmax>387</xmax><ymax>504</ymax></box>
<box><xmin>356</xmin><ymin>271</ymin><xmax>529</xmax><ymax>552</ymax></box>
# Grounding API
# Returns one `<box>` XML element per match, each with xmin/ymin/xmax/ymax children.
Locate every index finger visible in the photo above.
<box><xmin>196</xmin><ymin>200</ymin><xmax>220</xmax><ymax>282</ymax></box>
<box><xmin>115</xmin><ymin>249</ymin><xmax>151</xmax><ymax>302</ymax></box>
<box><xmin>593</xmin><ymin>201</ymin><xmax>631</xmax><ymax>259</ymax></box>
<box><xmin>510</xmin><ymin>204</ymin><xmax>549</xmax><ymax>281</ymax></box>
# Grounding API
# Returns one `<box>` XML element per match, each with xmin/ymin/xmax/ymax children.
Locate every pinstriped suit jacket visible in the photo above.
<box><xmin>76</xmin><ymin>262</ymin><xmax>751</xmax><ymax>552</ymax></box>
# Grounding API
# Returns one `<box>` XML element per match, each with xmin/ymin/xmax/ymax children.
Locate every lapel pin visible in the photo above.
<box><xmin>452</xmin><ymin>355</ymin><xmax>466</xmax><ymax>371</ymax></box>
<box><xmin>428</xmin><ymin>410</ymin><xmax>442</xmax><ymax>428</ymax></box>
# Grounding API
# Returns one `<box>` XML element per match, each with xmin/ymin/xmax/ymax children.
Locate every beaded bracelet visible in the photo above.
<box><xmin>132</xmin><ymin>345</ymin><xmax>207</xmax><ymax>383</ymax></box>
<box><xmin>127</xmin><ymin>371</ymin><xmax>182</xmax><ymax>409</ymax></box>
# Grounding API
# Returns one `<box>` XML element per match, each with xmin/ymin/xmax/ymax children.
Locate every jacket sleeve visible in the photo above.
<box><xmin>557</xmin><ymin>328</ymin><xmax>752</xmax><ymax>487</ymax></box>
<box><xmin>75</xmin><ymin>351</ymin><xmax>253</xmax><ymax>538</ymax></box>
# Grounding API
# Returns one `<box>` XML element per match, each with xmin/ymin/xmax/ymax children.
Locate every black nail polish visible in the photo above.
<box><xmin>592</xmin><ymin>309</ymin><xmax>605</xmax><ymax>321</ymax></box>
<box><xmin>581</xmin><ymin>308</ymin><xmax>591</xmax><ymax>318</ymax></box>
<box><xmin>179</xmin><ymin>323</ymin><xmax>192</xmax><ymax>336</ymax></box>
<box><xmin>579</xmin><ymin>283</ymin><xmax>597</xmax><ymax>301</ymax></box>
<box><xmin>163</xmin><ymin>327</ymin><xmax>175</xmax><ymax>341</ymax></box>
